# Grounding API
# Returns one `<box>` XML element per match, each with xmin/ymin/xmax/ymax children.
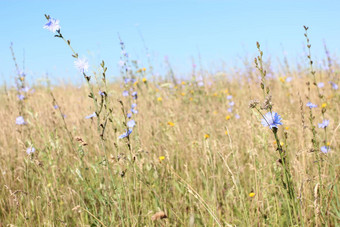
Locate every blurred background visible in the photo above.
<box><xmin>1</xmin><ymin>0</ymin><xmax>339</xmax><ymax>85</ymax></box>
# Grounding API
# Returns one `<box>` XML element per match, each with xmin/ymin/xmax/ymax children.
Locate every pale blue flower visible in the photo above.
<box><xmin>318</xmin><ymin>119</ymin><xmax>329</xmax><ymax>128</ymax></box>
<box><xmin>54</xmin><ymin>105</ymin><xmax>59</xmax><ymax>109</ymax></box>
<box><xmin>227</xmin><ymin>108</ymin><xmax>233</xmax><ymax>112</ymax></box>
<box><xmin>18</xmin><ymin>94</ymin><xmax>25</xmax><ymax>100</ymax></box>
<box><xmin>321</xmin><ymin>146</ymin><xmax>330</xmax><ymax>154</ymax></box>
<box><xmin>229</xmin><ymin>101</ymin><xmax>235</xmax><ymax>106</ymax></box>
<box><xmin>261</xmin><ymin>112</ymin><xmax>283</xmax><ymax>129</ymax></box>
<box><xmin>98</xmin><ymin>91</ymin><xmax>105</xmax><ymax>96</ymax></box>
<box><xmin>16</xmin><ymin>116</ymin><xmax>26</xmax><ymax>125</ymax></box>
<box><xmin>118</xmin><ymin>60</ymin><xmax>125</xmax><ymax>67</ymax></box>
<box><xmin>330</xmin><ymin>81</ymin><xmax>338</xmax><ymax>90</ymax></box>
<box><xmin>124</xmin><ymin>78</ymin><xmax>130</xmax><ymax>84</ymax></box>
<box><xmin>317</xmin><ymin>82</ymin><xmax>324</xmax><ymax>88</ymax></box>
<box><xmin>227</xmin><ymin>95</ymin><xmax>232</xmax><ymax>100</ymax></box>
<box><xmin>85</xmin><ymin>112</ymin><xmax>96</xmax><ymax>119</ymax></box>
<box><xmin>122</xmin><ymin>90</ymin><xmax>129</xmax><ymax>96</ymax></box>
<box><xmin>119</xmin><ymin>128</ymin><xmax>132</xmax><ymax>139</ymax></box>
<box><xmin>131</xmin><ymin>91</ymin><xmax>137</xmax><ymax>99</ymax></box>
<box><xmin>26</xmin><ymin>147</ymin><xmax>35</xmax><ymax>155</ymax></box>
<box><xmin>306</xmin><ymin>102</ymin><xmax>317</xmax><ymax>108</ymax></box>
<box><xmin>43</xmin><ymin>18</ymin><xmax>61</xmax><ymax>33</ymax></box>
<box><xmin>131</xmin><ymin>103</ymin><xmax>137</xmax><ymax>109</ymax></box>
<box><xmin>127</xmin><ymin>120</ymin><xmax>136</xmax><ymax>128</ymax></box>
<box><xmin>74</xmin><ymin>58</ymin><xmax>89</xmax><ymax>73</ymax></box>
<box><xmin>127</xmin><ymin>113</ymin><xmax>132</xmax><ymax>118</ymax></box>
<box><xmin>235</xmin><ymin>114</ymin><xmax>240</xmax><ymax>119</ymax></box>
<box><xmin>131</xmin><ymin>108</ymin><xmax>138</xmax><ymax>114</ymax></box>
<box><xmin>286</xmin><ymin>77</ymin><xmax>292</xmax><ymax>82</ymax></box>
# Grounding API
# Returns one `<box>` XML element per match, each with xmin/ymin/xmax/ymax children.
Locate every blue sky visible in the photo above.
<box><xmin>1</xmin><ymin>0</ymin><xmax>339</xmax><ymax>85</ymax></box>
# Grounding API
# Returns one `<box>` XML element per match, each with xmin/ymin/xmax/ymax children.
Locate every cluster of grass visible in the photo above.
<box><xmin>0</xmin><ymin>19</ymin><xmax>339</xmax><ymax>226</ymax></box>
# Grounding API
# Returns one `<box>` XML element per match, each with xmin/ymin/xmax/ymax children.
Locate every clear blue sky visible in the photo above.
<box><xmin>1</xmin><ymin>0</ymin><xmax>339</xmax><ymax>85</ymax></box>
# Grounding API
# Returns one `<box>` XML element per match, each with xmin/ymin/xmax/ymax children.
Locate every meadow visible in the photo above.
<box><xmin>0</xmin><ymin>18</ymin><xmax>339</xmax><ymax>226</ymax></box>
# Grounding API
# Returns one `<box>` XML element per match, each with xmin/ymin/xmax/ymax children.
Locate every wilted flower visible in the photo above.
<box><xmin>261</xmin><ymin>112</ymin><xmax>283</xmax><ymax>129</ymax></box>
<box><xmin>85</xmin><ymin>112</ymin><xmax>96</xmax><ymax>119</ymax></box>
<box><xmin>318</xmin><ymin>119</ymin><xmax>329</xmax><ymax>128</ymax></box>
<box><xmin>119</xmin><ymin>128</ymin><xmax>132</xmax><ymax>139</ymax></box>
<box><xmin>74</xmin><ymin>58</ymin><xmax>89</xmax><ymax>73</ymax></box>
<box><xmin>127</xmin><ymin>120</ymin><xmax>136</xmax><ymax>128</ymax></box>
<box><xmin>306</xmin><ymin>102</ymin><xmax>317</xmax><ymax>108</ymax></box>
<box><xmin>330</xmin><ymin>81</ymin><xmax>338</xmax><ymax>90</ymax></box>
<box><xmin>26</xmin><ymin>147</ymin><xmax>35</xmax><ymax>155</ymax></box>
<box><xmin>321</xmin><ymin>146</ymin><xmax>330</xmax><ymax>154</ymax></box>
<box><xmin>43</xmin><ymin>18</ymin><xmax>61</xmax><ymax>33</ymax></box>
<box><xmin>16</xmin><ymin>116</ymin><xmax>26</xmax><ymax>125</ymax></box>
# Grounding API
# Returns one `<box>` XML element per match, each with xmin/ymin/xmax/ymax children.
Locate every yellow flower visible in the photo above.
<box><xmin>279</xmin><ymin>77</ymin><xmax>286</xmax><ymax>83</ymax></box>
<box><xmin>285</xmin><ymin>126</ymin><xmax>289</xmax><ymax>130</ymax></box>
<box><xmin>181</xmin><ymin>92</ymin><xmax>186</xmax><ymax>96</ymax></box>
<box><xmin>133</xmin><ymin>80</ymin><xmax>138</xmax><ymax>86</ymax></box>
<box><xmin>280</xmin><ymin>142</ymin><xmax>284</xmax><ymax>146</ymax></box>
<box><xmin>19</xmin><ymin>77</ymin><xmax>24</xmax><ymax>81</ymax></box>
<box><xmin>213</xmin><ymin>111</ymin><xmax>218</xmax><ymax>115</ymax></box>
<box><xmin>204</xmin><ymin>134</ymin><xmax>210</xmax><ymax>139</ymax></box>
<box><xmin>224</xmin><ymin>89</ymin><xmax>229</xmax><ymax>94</ymax></box>
<box><xmin>181</xmin><ymin>81</ymin><xmax>186</xmax><ymax>85</ymax></box>
<box><xmin>189</xmin><ymin>97</ymin><xmax>193</xmax><ymax>101</ymax></box>
<box><xmin>142</xmin><ymin>67</ymin><xmax>146</xmax><ymax>72</ymax></box>
<box><xmin>142</xmin><ymin>78</ymin><xmax>147</xmax><ymax>83</ymax></box>
<box><xmin>157</xmin><ymin>97</ymin><xmax>163</xmax><ymax>102</ymax></box>
<box><xmin>159</xmin><ymin>156</ymin><xmax>165</xmax><ymax>161</ymax></box>
<box><xmin>249</xmin><ymin>192</ymin><xmax>255</xmax><ymax>198</ymax></box>
<box><xmin>225</xmin><ymin>115</ymin><xmax>231</xmax><ymax>120</ymax></box>
<box><xmin>326</xmin><ymin>142</ymin><xmax>330</xmax><ymax>146</ymax></box>
<box><xmin>213</xmin><ymin>92</ymin><xmax>218</xmax><ymax>97</ymax></box>
<box><xmin>190</xmin><ymin>90</ymin><xmax>194</xmax><ymax>94</ymax></box>
<box><xmin>167</xmin><ymin>121</ymin><xmax>175</xmax><ymax>127</ymax></box>
<box><xmin>225</xmin><ymin>130</ymin><xmax>228</xmax><ymax>135</ymax></box>
<box><xmin>321</xmin><ymin>103</ymin><xmax>327</xmax><ymax>108</ymax></box>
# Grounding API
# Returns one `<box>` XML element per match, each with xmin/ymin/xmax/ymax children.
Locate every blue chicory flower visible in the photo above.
<box><xmin>26</xmin><ymin>147</ymin><xmax>35</xmax><ymax>155</ymax></box>
<box><xmin>261</xmin><ymin>112</ymin><xmax>283</xmax><ymax>129</ymax></box>
<box><xmin>127</xmin><ymin>120</ymin><xmax>136</xmax><ymax>128</ymax></box>
<box><xmin>321</xmin><ymin>146</ymin><xmax>330</xmax><ymax>154</ymax></box>
<box><xmin>119</xmin><ymin>128</ymin><xmax>132</xmax><ymax>139</ymax></box>
<box><xmin>330</xmin><ymin>81</ymin><xmax>338</xmax><ymax>90</ymax></box>
<box><xmin>43</xmin><ymin>18</ymin><xmax>61</xmax><ymax>33</ymax></box>
<box><xmin>85</xmin><ymin>112</ymin><xmax>96</xmax><ymax>119</ymax></box>
<box><xmin>306</xmin><ymin>102</ymin><xmax>317</xmax><ymax>108</ymax></box>
<box><xmin>122</xmin><ymin>90</ymin><xmax>129</xmax><ymax>96</ymax></box>
<box><xmin>16</xmin><ymin>116</ymin><xmax>26</xmax><ymax>125</ymax></box>
<box><xmin>318</xmin><ymin>119</ymin><xmax>329</xmax><ymax>128</ymax></box>
<box><xmin>317</xmin><ymin>82</ymin><xmax>324</xmax><ymax>88</ymax></box>
<box><xmin>18</xmin><ymin>94</ymin><xmax>25</xmax><ymax>100</ymax></box>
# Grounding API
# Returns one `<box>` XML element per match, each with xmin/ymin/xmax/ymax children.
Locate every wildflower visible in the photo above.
<box><xmin>261</xmin><ymin>112</ymin><xmax>283</xmax><ymax>129</ymax></box>
<box><xmin>306</xmin><ymin>102</ymin><xmax>317</xmax><ymax>108</ymax></box>
<box><xmin>318</xmin><ymin>119</ymin><xmax>329</xmax><ymax>128</ymax></box>
<box><xmin>167</xmin><ymin>121</ymin><xmax>175</xmax><ymax>127</ymax></box>
<box><xmin>317</xmin><ymin>82</ymin><xmax>324</xmax><ymax>88</ymax></box>
<box><xmin>285</xmin><ymin>126</ymin><xmax>289</xmax><ymax>130</ymax></box>
<box><xmin>181</xmin><ymin>92</ymin><xmax>186</xmax><ymax>96</ymax></box>
<box><xmin>321</xmin><ymin>146</ymin><xmax>330</xmax><ymax>154</ymax></box>
<box><xmin>225</xmin><ymin>115</ymin><xmax>231</xmax><ymax>120</ymax></box>
<box><xmin>131</xmin><ymin>108</ymin><xmax>138</xmax><ymax>114</ymax></box>
<box><xmin>235</xmin><ymin>114</ymin><xmax>240</xmax><ymax>119</ymax></box>
<box><xmin>321</xmin><ymin>103</ymin><xmax>327</xmax><ymax>108</ymax></box>
<box><xmin>204</xmin><ymin>134</ymin><xmax>210</xmax><ymax>139</ymax></box>
<box><xmin>98</xmin><ymin>90</ymin><xmax>105</xmax><ymax>96</ymax></box>
<box><xmin>249</xmin><ymin>192</ymin><xmax>255</xmax><ymax>198</ymax></box>
<box><xmin>279</xmin><ymin>77</ymin><xmax>286</xmax><ymax>82</ymax></box>
<box><xmin>16</xmin><ymin>116</ymin><xmax>26</xmax><ymax>125</ymax></box>
<box><xmin>21</xmin><ymin>87</ymin><xmax>30</xmax><ymax>93</ymax></box>
<box><xmin>181</xmin><ymin>81</ymin><xmax>186</xmax><ymax>85</ymax></box>
<box><xmin>229</xmin><ymin>101</ymin><xmax>235</xmax><ymax>106</ymax></box>
<box><xmin>227</xmin><ymin>95</ymin><xmax>232</xmax><ymax>100</ymax></box>
<box><xmin>124</xmin><ymin>78</ymin><xmax>130</xmax><ymax>84</ymax></box>
<box><xmin>142</xmin><ymin>78</ymin><xmax>147</xmax><ymax>83</ymax></box>
<box><xmin>85</xmin><ymin>112</ymin><xmax>96</xmax><ymax>119</ymax></box>
<box><xmin>142</xmin><ymin>67</ymin><xmax>146</xmax><ymax>72</ymax></box>
<box><xmin>122</xmin><ymin>90</ymin><xmax>129</xmax><ymax>97</ymax></box>
<box><xmin>74</xmin><ymin>58</ymin><xmax>89</xmax><ymax>73</ymax></box>
<box><xmin>119</xmin><ymin>128</ymin><xmax>132</xmax><ymax>139</ymax></box>
<box><xmin>26</xmin><ymin>147</ymin><xmax>35</xmax><ymax>155</ymax></box>
<box><xmin>118</xmin><ymin>60</ymin><xmax>125</xmax><ymax>67</ymax></box>
<box><xmin>131</xmin><ymin>103</ymin><xmax>137</xmax><ymax>109</ymax></box>
<box><xmin>227</xmin><ymin>108</ymin><xmax>233</xmax><ymax>113</ymax></box>
<box><xmin>127</xmin><ymin>113</ymin><xmax>132</xmax><ymax>118</ymax></box>
<box><xmin>159</xmin><ymin>156</ymin><xmax>165</xmax><ymax>162</ymax></box>
<box><xmin>127</xmin><ymin>120</ymin><xmax>136</xmax><ymax>128</ymax></box>
<box><xmin>225</xmin><ymin>130</ymin><xmax>228</xmax><ymax>135</ymax></box>
<box><xmin>18</xmin><ymin>94</ymin><xmax>25</xmax><ymax>100</ymax></box>
<box><xmin>43</xmin><ymin>18</ymin><xmax>61</xmax><ymax>33</ymax></box>
<box><xmin>286</xmin><ymin>77</ymin><xmax>292</xmax><ymax>82</ymax></box>
<box><xmin>54</xmin><ymin>105</ymin><xmax>59</xmax><ymax>109</ymax></box>
<box><xmin>330</xmin><ymin>81</ymin><xmax>338</xmax><ymax>90</ymax></box>
<box><xmin>131</xmin><ymin>91</ymin><xmax>137</xmax><ymax>99</ymax></box>
<box><xmin>157</xmin><ymin>97</ymin><xmax>163</xmax><ymax>102</ymax></box>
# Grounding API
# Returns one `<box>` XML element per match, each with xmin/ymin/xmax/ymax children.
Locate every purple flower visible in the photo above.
<box><xmin>54</xmin><ymin>105</ymin><xmax>59</xmax><ymax>109</ymax></box>
<box><xmin>85</xmin><ymin>112</ymin><xmax>96</xmax><ymax>119</ymax></box>
<box><xmin>43</xmin><ymin>18</ymin><xmax>61</xmax><ymax>33</ymax></box>
<box><xmin>227</xmin><ymin>95</ymin><xmax>233</xmax><ymax>100</ymax></box>
<box><xmin>330</xmin><ymin>81</ymin><xmax>338</xmax><ymax>90</ymax></box>
<box><xmin>98</xmin><ymin>90</ymin><xmax>105</xmax><ymax>96</ymax></box>
<box><xmin>21</xmin><ymin>87</ymin><xmax>30</xmax><ymax>93</ymax></box>
<box><xmin>122</xmin><ymin>90</ymin><xmax>129</xmax><ymax>97</ymax></box>
<box><xmin>119</xmin><ymin>128</ymin><xmax>132</xmax><ymax>139</ymax></box>
<box><xmin>18</xmin><ymin>94</ymin><xmax>25</xmax><ymax>100</ymax></box>
<box><xmin>227</xmin><ymin>108</ymin><xmax>233</xmax><ymax>112</ymax></box>
<box><xmin>124</xmin><ymin>78</ymin><xmax>130</xmax><ymax>84</ymax></box>
<box><xmin>127</xmin><ymin>113</ymin><xmax>132</xmax><ymax>118</ymax></box>
<box><xmin>131</xmin><ymin>108</ymin><xmax>138</xmax><ymax>114</ymax></box>
<box><xmin>317</xmin><ymin>82</ymin><xmax>324</xmax><ymax>88</ymax></box>
<box><xmin>127</xmin><ymin>120</ymin><xmax>136</xmax><ymax>128</ymax></box>
<box><xmin>235</xmin><ymin>114</ymin><xmax>240</xmax><ymax>119</ymax></box>
<box><xmin>16</xmin><ymin>116</ymin><xmax>26</xmax><ymax>125</ymax></box>
<box><xmin>261</xmin><ymin>112</ymin><xmax>283</xmax><ymax>129</ymax></box>
<box><xmin>131</xmin><ymin>103</ymin><xmax>137</xmax><ymax>109</ymax></box>
<box><xmin>318</xmin><ymin>119</ymin><xmax>329</xmax><ymax>129</ymax></box>
<box><xmin>306</xmin><ymin>102</ymin><xmax>317</xmax><ymax>108</ymax></box>
<box><xmin>26</xmin><ymin>147</ymin><xmax>35</xmax><ymax>155</ymax></box>
<box><xmin>321</xmin><ymin>146</ymin><xmax>330</xmax><ymax>154</ymax></box>
<box><xmin>229</xmin><ymin>101</ymin><xmax>235</xmax><ymax>106</ymax></box>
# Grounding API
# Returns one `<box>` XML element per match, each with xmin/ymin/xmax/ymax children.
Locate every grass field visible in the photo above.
<box><xmin>0</xmin><ymin>21</ymin><xmax>339</xmax><ymax>226</ymax></box>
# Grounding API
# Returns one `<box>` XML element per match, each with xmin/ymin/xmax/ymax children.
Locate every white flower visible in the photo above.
<box><xmin>43</xmin><ymin>18</ymin><xmax>61</xmax><ymax>33</ymax></box>
<box><xmin>74</xmin><ymin>58</ymin><xmax>89</xmax><ymax>73</ymax></box>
